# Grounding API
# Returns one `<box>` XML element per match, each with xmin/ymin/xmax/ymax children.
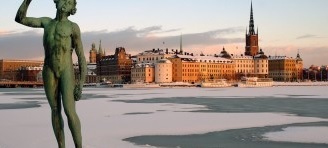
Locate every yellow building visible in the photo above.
<box><xmin>254</xmin><ymin>49</ymin><xmax>269</xmax><ymax>78</ymax></box>
<box><xmin>233</xmin><ymin>55</ymin><xmax>254</xmax><ymax>77</ymax></box>
<box><xmin>268</xmin><ymin>53</ymin><xmax>303</xmax><ymax>82</ymax></box>
<box><xmin>131</xmin><ymin>63</ymin><xmax>155</xmax><ymax>83</ymax></box>
<box><xmin>219</xmin><ymin>48</ymin><xmax>268</xmax><ymax>79</ymax></box>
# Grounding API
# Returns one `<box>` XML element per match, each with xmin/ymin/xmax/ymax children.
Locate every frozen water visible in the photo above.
<box><xmin>0</xmin><ymin>86</ymin><xmax>328</xmax><ymax>147</ymax></box>
<box><xmin>263</xmin><ymin>126</ymin><xmax>328</xmax><ymax>144</ymax></box>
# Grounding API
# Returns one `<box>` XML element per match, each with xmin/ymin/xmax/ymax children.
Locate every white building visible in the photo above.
<box><xmin>135</xmin><ymin>49</ymin><xmax>175</xmax><ymax>64</ymax></box>
<box><xmin>155</xmin><ymin>59</ymin><xmax>173</xmax><ymax>83</ymax></box>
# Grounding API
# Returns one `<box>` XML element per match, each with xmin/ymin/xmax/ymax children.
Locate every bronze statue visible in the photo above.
<box><xmin>15</xmin><ymin>0</ymin><xmax>87</xmax><ymax>147</ymax></box>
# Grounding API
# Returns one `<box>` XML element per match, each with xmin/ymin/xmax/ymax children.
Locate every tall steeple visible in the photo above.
<box><xmin>180</xmin><ymin>34</ymin><xmax>183</xmax><ymax>54</ymax></box>
<box><xmin>98</xmin><ymin>40</ymin><xmax>104</xmax><ymax>55</ymax></box>
<box><xmin>248</xmin><ymin>1</ymin><xmax>256</xmax><ymax>35</ymax></box>
<box><xmin>296</xmin><ymin>49</ymin><xmax>302</xmax><ymax>60</ymax></box>
<box><xmin>245</xmin><ymin>1</ymin><xmax>259</xmax><ymax>56</ymax></box>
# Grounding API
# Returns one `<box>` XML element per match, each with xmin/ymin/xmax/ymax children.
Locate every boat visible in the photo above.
<box><xmin>238</xmin><ymin>77</ymin><xmax>273</xmax><ymax>87</ymax></box>
<box><xmin>159</xmin><ymin>82</ymin><xmax>196</xmax><ymax>87</ymax></box>
<box><xmin>96</xmin><ymin>81</ymin><xmax>113</xmax><ymax>88</ymax></box>
<box><xmin>201</xmin><ymin>79</ymin><xmax>231</xmax><ymax>88</ymax></box>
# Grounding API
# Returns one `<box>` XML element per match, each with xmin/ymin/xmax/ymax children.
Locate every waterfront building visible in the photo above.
<box><xmin>131</xmin><ymin>63</ymin><xmax>155</xmax><ymax>83</ymax></box>
<box><xmin>170</xmin><ymin>54</ymin><xmax>235</xmax><ymax>83</ymax></box>
<box><xmin>217</xmin><ymin>47</ymin><xmax>268</xmax><ymax>80</ymax></box>
<box><xmin>86</xmin><ymin>63</ymin><xmax>97</xmax><ymax>83</ymax></box>
<box><xmin>231</xmin><ymin>54</ymin><xmax>255</xmax><ymax>79</ymax></box>
<box><xmin>229</xmin><ymin>2</ymin><xmax>269</xmax><ymax>79</ymax></box>
<box><xmin>268</xmin><ymin>53</ymin><xmax>303</xmax><ymax>82</ymax></box>
<box><xmin>135</xmin><ymin>48</ymin><xmax>175</xmax><ymax>64</ymax></box>
<box><xmin>73</xmin><ymin>63</ymin><xmax>98</xmax><ymax>84</ymax></box>
<box><xmin>97</xmin><ymin>47</ymin><xmax>132</xmax><ymax>84</ymax></box>
<box><xmin>0</xmin><ymin>59</ymin><xmax>43</xmax><ymax>81</ymax></box>
<box><xmin>155</xmin><ymin>59</ymin><xmax>173</xmax><ymax>83</ymax></box>
<box><xmin>17</xmin><ymin>66</ymin><xmax>43</xmax><ymax>82</ymax></box>
<box><xmin>254</xmin><ymin>49</ymin><xmax>269</xmax><ymax>78</ymax></box>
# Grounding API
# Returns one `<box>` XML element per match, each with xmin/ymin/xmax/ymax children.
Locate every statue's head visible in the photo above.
<box><xmin>54</xmin><ymin>0</ymin><xmax>77</xmax><ymax>15</ymax></box>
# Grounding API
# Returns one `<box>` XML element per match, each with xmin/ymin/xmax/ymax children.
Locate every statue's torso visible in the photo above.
<box><xmin>43</xmin><ymin>19</ymin><xmax>74</xmax><ymax>77</ymax></box>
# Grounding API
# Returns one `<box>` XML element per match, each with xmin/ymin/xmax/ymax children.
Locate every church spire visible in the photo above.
<box><xmin>98</xmin><ymin>40</ymin><xmax>104</xmax><ymax>55</ymax></box>
<box><xmin>249</xmin><ymin>1</ymin><xmax>256</xmax><ymax>35</ymax></box>
<box><xmin>180</xmin><ymin>33</ymin><xmax>183</xmax><ymax>54</ymax></box>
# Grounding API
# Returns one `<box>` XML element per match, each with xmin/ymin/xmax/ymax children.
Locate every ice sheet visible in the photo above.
<box><xmin>1</xmin><ymin>87</ymin><xmax>328</xmax><ymax>148</ymax></box>
<box><xmin>263</xmin><ymin>126</ymin><xmax>328</xmax><ymax>144</ymax></box>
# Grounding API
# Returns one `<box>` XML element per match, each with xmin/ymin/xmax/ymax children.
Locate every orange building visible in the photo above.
<box><xmin>0</xmin><ymin>59</ymin><xmax>43</xmax><ymax>81</ymax></box>
<box><xmin>170</xmin><ymin>55</ymin><xmax>235</xmax><ymax>83</ymax></box>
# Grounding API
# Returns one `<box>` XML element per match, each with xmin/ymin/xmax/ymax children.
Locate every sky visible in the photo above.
<box><xmin>0</xmin><ymin>0</ymin><xmax>327</xmax><ymax>67</ymax></box>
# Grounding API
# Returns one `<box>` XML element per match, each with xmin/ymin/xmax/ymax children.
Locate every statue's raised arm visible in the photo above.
<box><xmin>15</xmin><ymin>0</ymin><xmax>51</xmax><ymax>28</ymax></box>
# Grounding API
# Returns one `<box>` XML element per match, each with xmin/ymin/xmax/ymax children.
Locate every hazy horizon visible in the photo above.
<box><xmin>1</xmin><ymin>0</ymin><xmax>327</xmax><ymax>67</ymax></box>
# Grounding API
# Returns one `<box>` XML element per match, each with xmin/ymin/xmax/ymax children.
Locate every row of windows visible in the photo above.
<box><xmin>198</xmin><ymin>60</ymin><xmax>233</xmax><ymax>63</ymax></box>
<box><xmin>138</xmin><ymin>57</ymin><xmax>164</xmax><ymax>61</ymax></box>
<box><xmin>182</xmin><ymin>73</ymin><xmax>234</xmax><ymax>77</ymax></box>
<box><xmin>132</xmin><ymin>69</ymin><xmax>152</xmax><ymax>72</ymax></box>
<box><xmin>157</xmin><ymin>65</ymin><xmax>171</xmax><ymax>68</ymax></box>
<box><xmin>269</xmin><ymin>73</ymin><xmax>296</xmax><ymax>76</ymax></box>
<box><xmin>131</xmin><ymin>74</ymin><xmax>152</xmax><ymax>77</ymax></box>
<box><xmin>237</xmin><ymin>70</ymin><xmax>254</xmax><ymax>73</ymax></box>
<box><xmin>235</xmin><ymin>60</ymin><xmax>254</xmax><ymax>64</ymax></box>
<box><xmin>256</xmin><ymin>64</ymin><xmax>268</xmax><ymax>68</ymax></box>
<box><xmin>183</xmin><ymin>64</ymin><xmax>199</xmax><ymax>68</ymax></box>
<box><xmin>256</xmin><ymin>69</ymin><xmax>268</xmax><ymax>73</ymax></box>
<box><xmin>237</xmin><ymin>64</ymin><xmax>254</xmax><ymax>68</ymax></box>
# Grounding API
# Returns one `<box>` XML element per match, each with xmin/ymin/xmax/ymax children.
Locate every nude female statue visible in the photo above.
<box><xmin>15</xmin><ymin>0</ymin><xmax>87</xmax><ymax>147</ymax></box>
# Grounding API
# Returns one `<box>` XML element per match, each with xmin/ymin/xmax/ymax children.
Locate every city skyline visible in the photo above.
<box><xmin>0</xmin><ymin>0</ymin><xmax>327</xmax><ymax>67</ymax></box>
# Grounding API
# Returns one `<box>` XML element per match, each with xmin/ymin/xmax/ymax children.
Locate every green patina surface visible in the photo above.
<box><xmin>15</xmin><ymin>0</ymin><xmax>86</xmax><ymax>147</ymax></box>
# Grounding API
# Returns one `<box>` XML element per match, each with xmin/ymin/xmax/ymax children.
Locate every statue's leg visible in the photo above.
<box><xmin>60</xmin><ymin>68</ymin><xmax>82</xmax><ymax>148</ymax></box>
<box><xmin>43</xmin><ymin>66</ymin><xmax>65</xmax><ymax>148</ymax></box>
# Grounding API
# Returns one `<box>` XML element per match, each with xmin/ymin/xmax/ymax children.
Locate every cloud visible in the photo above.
<box><xmin>296</xmin><ymin>34</ymin><xmax>322</xmax><ymax>39</ymax></box>
<box><xmin>0</xmin><ymin>27</ymin><xmax>327</xmax><ymax>67</ymax></box>
<box><xmin>0</xmin><ymin>26</ymin><xmax>244</xmax><ymax>60</ymax></box>
<box><xmin>82</xmin><ymin>26</ymin><xmax>244</xmax><ymax>55</ymax></box>
<box><xmin>0</xmin><ymin>30</ymin><xmax>44</xmax><ymax>60</ymax></box>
